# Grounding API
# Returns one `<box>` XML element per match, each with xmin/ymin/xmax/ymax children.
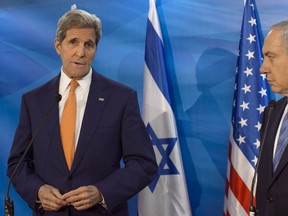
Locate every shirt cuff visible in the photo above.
<box><xmin>99</xmin><ymin>194</ymin><xmax>107</xmax><ymax>209</ymax></box>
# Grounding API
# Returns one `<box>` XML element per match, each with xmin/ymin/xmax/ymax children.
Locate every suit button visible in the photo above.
<box><xmin>267</xmin><ymin>197</ymin><xmax>274</xmax><ymax>203</ymax></box>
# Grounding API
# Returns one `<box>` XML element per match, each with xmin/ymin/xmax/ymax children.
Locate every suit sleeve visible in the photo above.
<box><xmin>95</xmin><ymin>90</ymin><xmax>158</xmax><ymax>211</ymax></box>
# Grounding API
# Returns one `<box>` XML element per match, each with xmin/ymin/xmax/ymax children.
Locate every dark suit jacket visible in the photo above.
<box><xmin>7</xmin><ymin>71</ymin><xmax>158</xmax><ymax>216</ymax></box>
<box><xmin>256</xmin><ymin>96</ymin><xmax>288</xmax><ymax>216</ymax></box>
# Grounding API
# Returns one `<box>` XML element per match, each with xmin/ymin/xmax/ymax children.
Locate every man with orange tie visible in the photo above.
<box><xmin>7</xmin><ymin>9</ymin><xmax>157</xmax><ymax>216</ymax></box>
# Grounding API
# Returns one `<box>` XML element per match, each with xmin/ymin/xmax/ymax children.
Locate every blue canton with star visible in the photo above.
<box><xmin>146</xmin><ymin>123</ymin><xmax>179</xmax><ymax>192</ymax></box>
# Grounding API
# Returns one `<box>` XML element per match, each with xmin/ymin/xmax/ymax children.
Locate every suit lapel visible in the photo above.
<box><xmin>71</xmin><ymin>72</ymin><xmax>110</xmax><ymax>172</ymax></box>
<box><xmin>39</xmin><ymin>74</ymin><xmax>69</xmax><ymax>173</ymax></box>
<box><xmin>269</xmin><ymin>98</ymin><xmax>287</xmax><ymax>184</ymax></box>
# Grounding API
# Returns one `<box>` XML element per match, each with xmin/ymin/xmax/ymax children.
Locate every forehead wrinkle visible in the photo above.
<box><xmin>66</xmin><ymin>30</ymin><xmax>96</xmax><ymax>44</ymax></box>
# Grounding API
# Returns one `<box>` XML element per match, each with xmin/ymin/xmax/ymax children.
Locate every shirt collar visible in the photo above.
<box><xmin>59</xmin><ymin>68</ymin><xmax>92</xmax><ymax>94</ymax></box>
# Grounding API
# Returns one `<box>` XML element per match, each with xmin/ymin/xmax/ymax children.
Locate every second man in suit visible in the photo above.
<box><xmin>256</xmin><ymin>19</ymin><xmax>288</xmax><ymax>216</ymax></box>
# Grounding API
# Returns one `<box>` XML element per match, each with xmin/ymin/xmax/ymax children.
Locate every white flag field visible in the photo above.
<box><xmin>137</xmin><ymin>0</ymin><xmax>192</xmax><ymax>215</ymax></box>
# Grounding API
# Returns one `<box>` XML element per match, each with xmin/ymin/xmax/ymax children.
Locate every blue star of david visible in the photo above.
<box><xmin>146</xmin><ymin>123</ymin><xmax>179</xmax><ymax>192</ymax></box>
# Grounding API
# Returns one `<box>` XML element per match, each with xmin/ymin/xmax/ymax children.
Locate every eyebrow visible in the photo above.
<box><xmin>263</xmin><ymin>51</ymin><xmax>277</xmax><ymax>56</ymax></box>
<box><xmin>68</xmin><ymin>37</ymin><xmax>95</xmax><ymax>44</ymax></box>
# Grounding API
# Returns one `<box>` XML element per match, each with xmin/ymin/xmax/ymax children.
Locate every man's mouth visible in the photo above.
<box><xmin>74</xmin><ymin>62</ymin><xmax>85</xmax><ymax>66</ymax></box>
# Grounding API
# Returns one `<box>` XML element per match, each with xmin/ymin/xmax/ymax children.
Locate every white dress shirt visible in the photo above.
<box><xmin>58</xmin><ymin>68</ymin><xmax>92</xmax><ymax>150</ymax></box>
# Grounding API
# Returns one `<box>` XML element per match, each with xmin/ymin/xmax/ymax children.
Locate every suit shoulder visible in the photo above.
<box><xmin>93</xmin><ymin>71</ymin><xmax>136</xmax><ymax>94</ymax></box>
<box><xmin>275</xmin><ymin>97</ymin><xmax>287</xmax><ymax>106</ymax></box>
<box><xmin>264</xmin><ymin>97</ymin><xmax>286</xmax><ymax>111</ymax></box>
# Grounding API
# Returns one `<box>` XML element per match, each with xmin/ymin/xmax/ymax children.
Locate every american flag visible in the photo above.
<box><xmin>224</xmin><ymin>0</ymin><xmax>272</xmax><ymax>215</ymax></box>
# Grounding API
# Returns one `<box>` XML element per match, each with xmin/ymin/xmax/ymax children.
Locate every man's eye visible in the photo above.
<box><xmin>69</xmin><ymin>39</ymin><xmax>77</xmax><ymax>44</ymax></box>
<box><xmin>86</xmin><ymin>43</ymin><xmax>94</xmax><ymax>48</ymax></box>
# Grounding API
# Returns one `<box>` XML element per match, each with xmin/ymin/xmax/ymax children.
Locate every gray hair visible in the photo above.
<box><xmin>56</xmin><ymin>9</ymin><xmax>102</xmax><ymax>45</ymax></box>
<box><xmin>271</xmin><ymin>20</ymin><xmax>288</xmax><ymax>49</ymax></box>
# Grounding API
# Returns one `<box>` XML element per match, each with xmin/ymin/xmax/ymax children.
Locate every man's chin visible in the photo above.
<box><xmin>67</xmin><ymin>70</ymin><xmax>89</xmax><ymax>79</ymax></box>
<box><xmin>271</xmin><ymin>87</ymin><xmax>283</xmax><ymax>95</ymax></box>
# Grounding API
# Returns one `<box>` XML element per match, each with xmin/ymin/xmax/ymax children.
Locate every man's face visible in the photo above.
<box><xmin>260</xmin><ymin>29</ymin><xmax>288</xmax><ymax>96</ymax></box>
<box><xmin>55</xmin><ymin>28</ymin><xmax>97</xmax><ymax>79</ymax></box>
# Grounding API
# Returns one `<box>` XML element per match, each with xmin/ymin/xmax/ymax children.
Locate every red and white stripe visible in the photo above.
<box><xmin>224</xmin><ymin>126</ymin><xmax>256</xmax><ymax>216</ymax></box>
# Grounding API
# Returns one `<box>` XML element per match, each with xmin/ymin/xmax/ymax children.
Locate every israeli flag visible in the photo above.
<box><xmin>138</xmin><ymin>0</ymin><xmax>192</xmax><ymax>215</ymax></box>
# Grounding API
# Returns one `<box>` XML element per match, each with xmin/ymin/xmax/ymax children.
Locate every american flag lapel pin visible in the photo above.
<box><xmin>98</xmin><ymin>97</ymin><xmax>105</xmax><ymax>102</ymax></box>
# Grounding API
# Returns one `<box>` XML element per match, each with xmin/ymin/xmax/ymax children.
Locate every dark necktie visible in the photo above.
<box><xmin>273</xmin><ymin>111</ymin><xmax>288</xmax><ymax>173</ymax></box>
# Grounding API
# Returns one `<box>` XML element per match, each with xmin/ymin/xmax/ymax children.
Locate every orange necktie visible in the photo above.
<box><xmin>60</xmin><ymin>79</ymin><xmax>79</xmax><ymax>170</ymax></box>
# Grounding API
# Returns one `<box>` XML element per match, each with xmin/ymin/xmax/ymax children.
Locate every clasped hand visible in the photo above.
<box><xmin>38</xmin><ymin>184</ymin><xmax>102</xmax><ymax>211</ymax></box>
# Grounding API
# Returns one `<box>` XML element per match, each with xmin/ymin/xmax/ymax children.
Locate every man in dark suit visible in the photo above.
<box><xmin>256</xmin><ymin>19</ymin><xmax>288</xmax><ymax>216</ymax></box>
<box><xmin>7</xmin><ymin>9</ymin><xmax>157</xmax><ymax>216</ymax></box>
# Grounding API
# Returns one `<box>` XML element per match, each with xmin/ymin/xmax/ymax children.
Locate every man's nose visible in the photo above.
<box><xmin>260</xmin><ymin>60</ymin><xmax>267</xmax><ymax>74</ymax></box>
<box><xmin>76</xmin><ymin>45</ymin><xmax>85</xmax><ymax>57</ymax></box>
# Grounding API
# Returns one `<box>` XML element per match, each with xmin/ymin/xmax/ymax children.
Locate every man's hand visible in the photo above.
<box><xmin>38</xmin><ymin>184</ymin><xmax>68</xmax><ymax>211</ymax></box>
<box><xmin>62</xmin><ymin>185</ymin><xmax>102</xmax><ymax>210</ymax></box>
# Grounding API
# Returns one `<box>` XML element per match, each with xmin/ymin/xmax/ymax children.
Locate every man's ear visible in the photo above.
<box><xmin>55</xmin><ymin>39</ymin><xmax>61</xmax><ymax>55</ymax></box>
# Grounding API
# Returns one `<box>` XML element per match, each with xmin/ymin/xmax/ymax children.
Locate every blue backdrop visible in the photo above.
<box><xmin>0</xmin><ymin>0</ymin><xmax>286</xmax><ymax>215</ymax></box>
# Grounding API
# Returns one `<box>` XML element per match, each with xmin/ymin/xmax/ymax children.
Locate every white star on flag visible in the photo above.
<box><xmin>244</xmin><ymin>67</ymin><xmax>253</xmax><ymax>77</ymax></box>
<box><xmin>254</xmin><ymin>121</ymin><xmax>262</xmax><ymax>131</ymax></box>
<box><xmin>240</xmin><ymin>101</ymin><xmax>249</xmax><ymax>111</ymax></box>
<box><xmin>256</xmin><ymin>104</ymin><xmax>265</xmax><ymax>114</ymax></box>
<box><xmin>258</xmin><ymin>87</ymin><xmax>267</xmax><ymax>97</ymax></box>
<box><xmin>254</xmin><ymin>139</ymin><xmax>260</xmax><ymax>149</ymax></box>
<box><xmin>239</xmin><ymin>118</ymin><xmax>248</xmax><ymax>127</ymax></box>
<box><xmin>246</xmin><ymin>50</ymin><xmax>255</xmax><ymax>59</ymax></box>
<box><xmin>252</xmin><ymin>156</ymin><xmax>257</xmax><ymax>166</ymax></box>
<box><xmin>237</xmin><ymin>135</ymin><xmax>246</xmax><ymax>144</ymax></box>
<box><xmin>260</xmin><ymin>74</ymin><xmax>266</xmax><ymax>80</ymax></box>
<box><xmin>248</xmin><ymin>17</ymin><xmax>257</xmax><ymax>26</ymax></box>
<box><xmin>242</xmin><ymin>84</ymin><xmax>251</xmax><ymax>94</ymax></box>
<box><xmin>247</xmin><ymin>34</ymin><xmax>256</xmax><ymax>43</ymax></box>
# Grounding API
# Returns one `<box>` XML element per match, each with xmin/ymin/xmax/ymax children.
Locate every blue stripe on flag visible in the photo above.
<box><xmin>145</xmin><ymin>19</ymin><xmax>171</xmax><ymax>105</ymax></box>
